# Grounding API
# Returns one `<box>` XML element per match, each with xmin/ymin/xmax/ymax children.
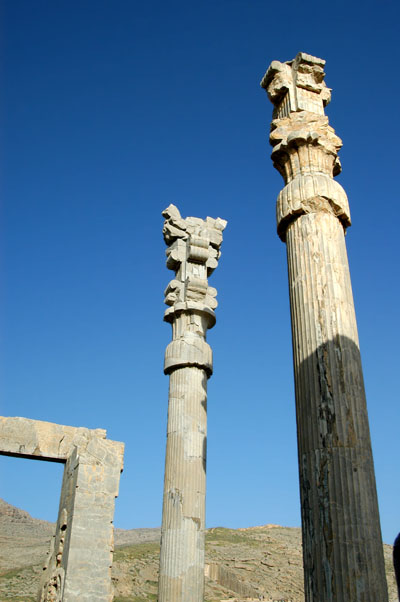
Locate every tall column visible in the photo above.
<box><xmin>261</xmin><ymin>53</ymin><xmax>388</xmax><ymax>601</ymax></box>
<box><xmin>158</xmin><ymin>204</ymin><xmax>226</xmax><ymax>602</ymax></box>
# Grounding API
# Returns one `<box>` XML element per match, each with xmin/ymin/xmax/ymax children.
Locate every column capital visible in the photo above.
<box><xmin>162</xmin><ymin>204</ymin><xmax>226</xmax><ymax>375</ymax></box>
<box><xmin>261</xmin><ymin>53</ymin><xmax>351</xmax><ymax>241</ymax></box>
<box><xmin>162</xmin><ymin>204</ymin><xmax>226</xmax><ymax>321</ymax></box>
<box><xmin>261</xmin><ymin>52</ymin><xmax>331</xmax><ymax>118</ymax></box>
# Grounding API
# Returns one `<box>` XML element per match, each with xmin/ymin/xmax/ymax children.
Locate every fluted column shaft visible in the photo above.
<box><xmin>159</xmin><ymin>205</ymin><xmax>226</xmax><ymax>602</ymax></box>
<box><xmin>159</xmin><ymin>363</ymin><xmax>207</xmax><ymax>601</ymax></box>
<box><xmin>261</xmin><ymin>52</ymin><xmax>388</xmax><ymax>601</ymax></box>
<box><xmin>286</xmin><ymin>211</ymin><xmax>387</xmax><ymax>601</ymax></box>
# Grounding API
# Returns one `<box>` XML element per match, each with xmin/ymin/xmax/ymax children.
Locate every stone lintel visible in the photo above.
<box><xmin>0</xmin><ymin>416</ymin><xmax>123</xmax><ymax>467</ymax></box>
<box><xmin>0</xmin><ymin>415</ymin><xmax>124</xmax><ymax>602</ymax></box>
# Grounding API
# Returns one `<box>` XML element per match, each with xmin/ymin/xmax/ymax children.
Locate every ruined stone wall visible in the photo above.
<box><xmin>0</xmin><ymin>416</ymin><xmax>124</xmax><ymax>602</ymax></box>
<box><xmin>205</xmin><ymin>562</ymin><xmax>261</xmax><ymax>599</ymax></box>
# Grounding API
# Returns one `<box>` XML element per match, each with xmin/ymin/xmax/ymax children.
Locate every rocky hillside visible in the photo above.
<box><xmin>0</xmin><ymin>499</ymin><xmax>397</xmax><ymax>601</ymax></box>
<box><xmin>0</xmin><ymin>498</ymin><xmax>55</xmax><ymax>574</ymax></box>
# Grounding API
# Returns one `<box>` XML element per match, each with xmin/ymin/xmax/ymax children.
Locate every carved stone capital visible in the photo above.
<box><xmin>270</xmin><ymin>113</ymin><xmax>343</xmax><ymax>179</ymax></box>
<box><xmin>261</xmin><ymin>53</ymin><xmax>350</xmax><ymax>240</ymax></box>
<box><xmin>276</xmin><ymin>173</ymin><xmax>350</xmax><ymax>241</ymax></box>
<box><xmin>261</xmin><ymin>52</ymin><xmax>331</xmax><ymax>119</ymax></box>
<box><xmin>164</xmin><ymin>303</ymin><xmax>216</xmax><ymax>328</ymax></box>
<box><xmin>162</xmin><ymin>204</ymin><xmax>226</xmax><ymax>274</ymax></box>
<box><xmin>164</xmin><ymin>335</ymin><xmax>213</xmax><ymax>375</ymax></box>
<box><xmin>162</xmin><ymin>205</ymin><xmax>226</xmax><ymax>377</ymax></box>
<box><xmin>162</xmin><ymin>205</ymin><xmax>226</xmax><ymax>319</ymax></box>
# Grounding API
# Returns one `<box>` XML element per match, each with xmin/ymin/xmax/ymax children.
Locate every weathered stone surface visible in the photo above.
<box><xmin>261</xmin><ymin>53</ymin><xmax>388</xmax><ymax>601</ymax></box>
<box><xmin>159</xmin><ymin>205</ymin><xmax>226</xmax><ymax>602</ymax></box>
<box><xmin>0</xmin><ymin>416</ymin><xmax>124</xmax><ymax>602</ymax></box>
<box><xmin>261</xmin><ymin>52</ymin><xmax>331</xmax><ymax>118</ymax></box>
<box><xmin>261</xmin><ymin>54</ymin><xmax>349</xmax><ymax>241</ymax></box>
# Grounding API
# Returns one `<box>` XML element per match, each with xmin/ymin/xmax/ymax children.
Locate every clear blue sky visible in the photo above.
<box><xmin>1</xmin><ymin>0</ymin><xmax>399</xmax><ymax>545</ymax></box>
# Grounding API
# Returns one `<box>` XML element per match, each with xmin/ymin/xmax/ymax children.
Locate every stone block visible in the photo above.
<box><xmin>0</xmin><ymin>415</ymin><xmax>124</xmax><ymax>602</ymax></box>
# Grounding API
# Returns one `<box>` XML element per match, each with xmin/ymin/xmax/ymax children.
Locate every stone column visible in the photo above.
<box><xmin>158</xmin><ymin>205</ymin><xmax>226</xmax><ymax>602</ymax></box>
<box><xmin>261</xmin><ymin>53</ymin><xmax>388</xmax><ymax>601</ymax></box>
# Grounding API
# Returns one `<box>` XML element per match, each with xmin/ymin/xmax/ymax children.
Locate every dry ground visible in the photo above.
<box><xmin>0</xmin><ymin>499</ymin><xmax>397</xmax><ymax>601</ymax></box>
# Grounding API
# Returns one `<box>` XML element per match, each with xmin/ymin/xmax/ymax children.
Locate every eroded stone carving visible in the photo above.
<box><xmin>159</xmin><ymin>205</ymin><xmax>226</xmax><ymax>602</ymax></box>
<box><xmin>261</xmin><ymin>53</ymin><xmax>388</xmax><ymax>601</ymax></box>
<box><xmin>38</xmin><ymin>509</ymin><xmax>67</xmax><ymax>601</ymax></box>
<box><xmin>162</xmin><ymin>204</ymin><xmax>225</xmax><ymax>314</ymax></box>
<box><xmin>262</xmin><ymin>53</ymin><xmax>331</xmax><ymax>116</ymax></box>
<box><xmin>261</xmin><ymin>52</ymin><xmax>349</xmax><ymax>241</ymax></box>
<box><xmin>162</xmin><ymin>204</ymin><xmax>226</xmax><ymax>377</ymax></box>
<box><xmin>0</xmin><ymin>416</ymin><xmax>124</xmax><ymax>602</ymax></box>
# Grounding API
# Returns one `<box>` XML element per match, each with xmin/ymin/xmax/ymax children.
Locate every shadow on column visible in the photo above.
<box><xmin>295</xmin><ymin>335</ymin><xmax>388</xmax><ymax>601</ymax></box>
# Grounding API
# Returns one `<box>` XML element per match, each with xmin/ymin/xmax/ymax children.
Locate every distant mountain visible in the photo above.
<box><xmin>0</xmin><ymin>497</ymin><xmax>160</xmax><ymax>551</ymax></box>
<box><xmin>0</xmin><ymin>499</ymin><xmax>397</xmax><ymax>602</ymax></box>
<box><xmin>0</xmin><ymin>497</ymin><xmax>54</xmax><ymax>527</ymax></box>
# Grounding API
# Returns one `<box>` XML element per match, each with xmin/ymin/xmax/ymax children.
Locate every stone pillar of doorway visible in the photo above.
<box><xmin>261</xmin><ymin>52</ymin><xmax>388</xmax><ymax>601</ymax></box>
<box><xmin>158</xmin><ymin>204</ymin><xmax>226</xmax><ymax>602</ymax></box>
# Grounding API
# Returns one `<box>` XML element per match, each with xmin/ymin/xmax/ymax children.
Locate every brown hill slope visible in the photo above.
<box><xmin>0</xmin><ymin>498</ymin><xmax>55</xmax><ymax>573</ymax></box>
<box><xmin>0</xmin><ymin>499</ymin><xmax>397</xmax><ymax>601</ymax></box>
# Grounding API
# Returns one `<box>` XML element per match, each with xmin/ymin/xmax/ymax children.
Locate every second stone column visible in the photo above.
<box><xmin>158</xmin><ymin>204</ymin><xmax>226</xmax><ymax>602</ymax></box>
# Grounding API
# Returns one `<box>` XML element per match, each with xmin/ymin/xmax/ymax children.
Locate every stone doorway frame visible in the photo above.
<box><xmin>0</xmin><ymin>416</ymin><xmax>124</xmax><ymax>602</ymax></box>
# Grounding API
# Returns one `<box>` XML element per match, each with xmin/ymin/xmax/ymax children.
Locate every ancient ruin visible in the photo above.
<box><xmin>158</xmin><ymin>204</ymin><xmax>226</xmax><ymax>602</ymax></box>
<box><xmin>260</xmin><ymin>52</ymin><xmax>388</xmax><ymax>601</ymax></box>
<box><xmin>0</xmin><ymin>416</ymin><xmax>124</xmax><ymax>602</ymax></box>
